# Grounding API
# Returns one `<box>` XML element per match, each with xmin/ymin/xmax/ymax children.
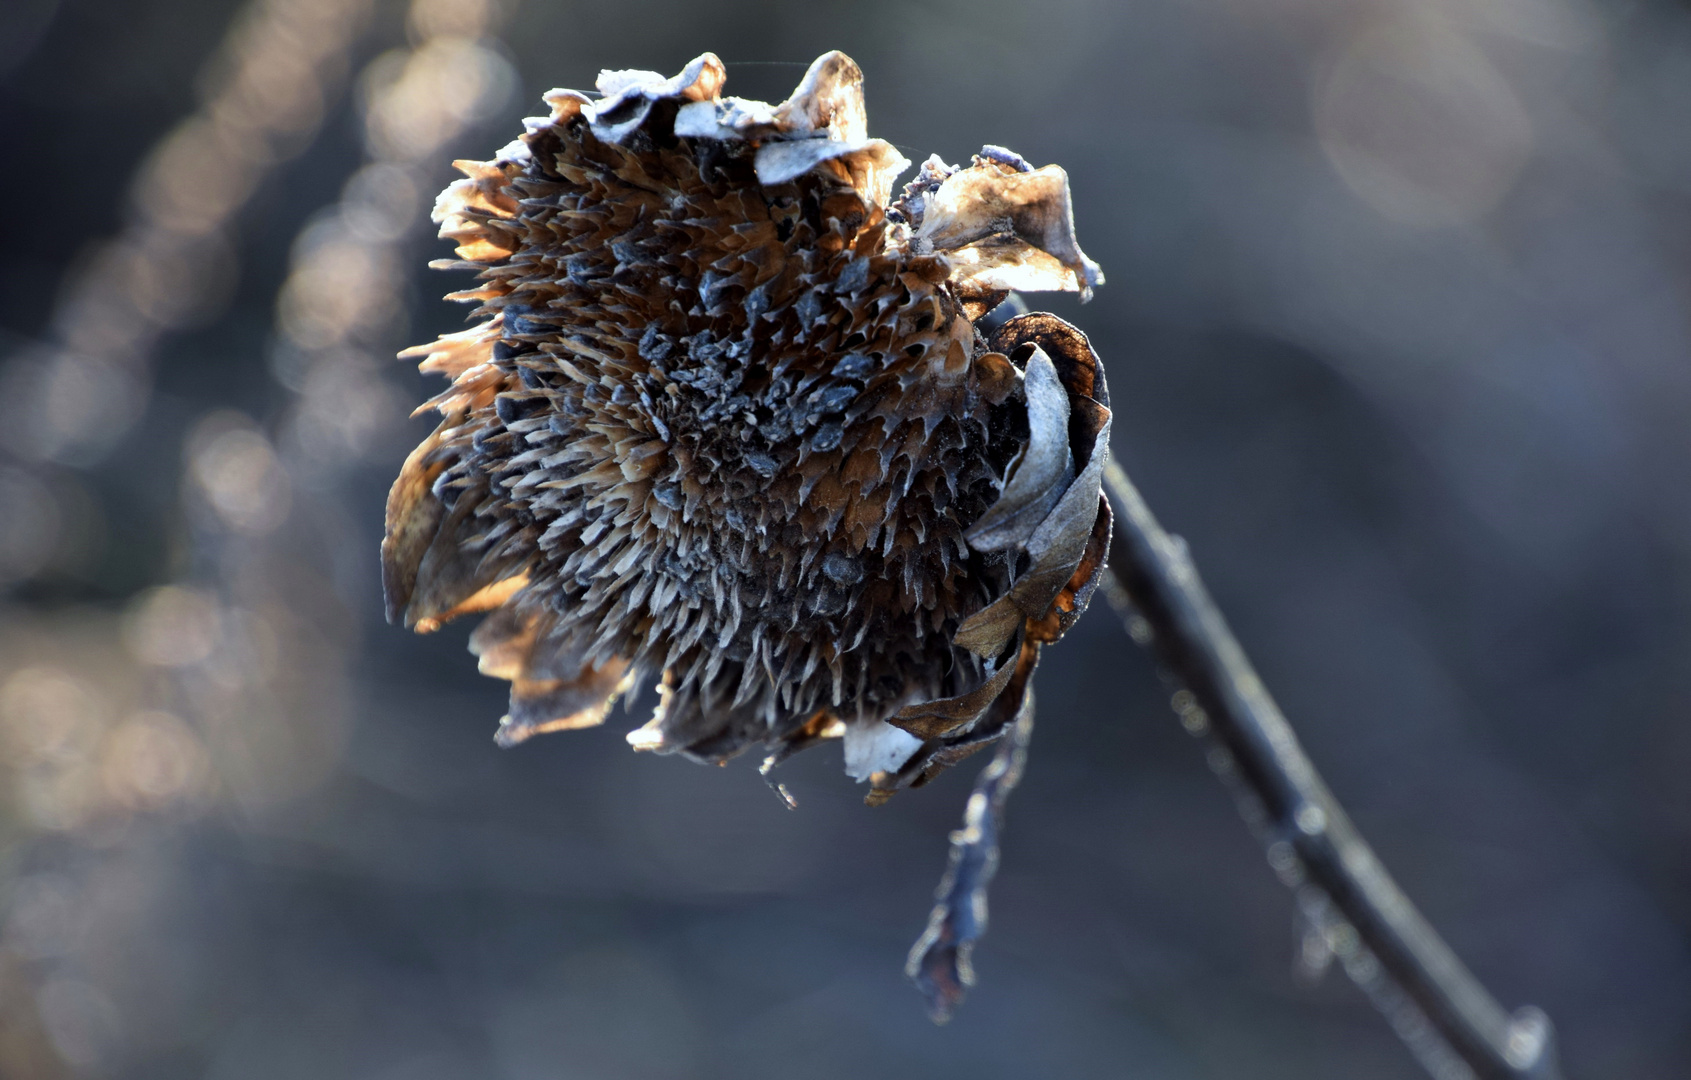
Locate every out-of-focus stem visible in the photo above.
<box><xmin>1101</xmin><ymin>455</ymin><xmax>1564</xmax><ymax>1080</ymax></box>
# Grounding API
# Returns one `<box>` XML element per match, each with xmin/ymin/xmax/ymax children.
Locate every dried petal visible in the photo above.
<box><xmin>964</xmin><ymin>346</ymin><xmax>1073</xmax><ymax>552</ymax></box>
<box><xmin>915</xmin><ymin>162</ymin><xmax>1104</xmax><ymax>299</ymax></box>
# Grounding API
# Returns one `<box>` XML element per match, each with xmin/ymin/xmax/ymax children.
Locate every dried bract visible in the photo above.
<box><xmin>384</xmin><ymin>51</ymin><xmax>1111</xmax><ymax>803</ymax></box>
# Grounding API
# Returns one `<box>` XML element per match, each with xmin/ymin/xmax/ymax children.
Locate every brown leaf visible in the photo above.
<box><xmin>964</xmin><ymin>346</ymin><xmax>1073</xmax><ymax>552</ymax></box>
<box><xmin>1026</xmin><ymin>495</ymin><xmax>1112</xmax><ymax>644</ymax></box>
<box><xmin>497</xmin><ymin>661</ymin><xmax>632</xmax><ymax>747</ymax></box>
<box><xmin>381</xmin><ymin>433</ymin><xmax>450</xmax><ymax>623</ymax></box>
<box><xmin>989</xmin><ymin>311</ymin><xmax>1111</xmax><ymax>410</ymax></box>
<box><xmin>890</xmin><ymin>631</ymin><xmax>1025</xmax><ymax>741</ymax></box>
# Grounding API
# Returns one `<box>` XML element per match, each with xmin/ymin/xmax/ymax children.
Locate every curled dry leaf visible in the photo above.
<box><xmin>381</xmin><ymin>50</ymin><xmax>1111</xmax><ymax>1014</ymax></box>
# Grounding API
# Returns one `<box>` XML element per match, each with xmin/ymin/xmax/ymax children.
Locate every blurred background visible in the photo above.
<box><xmin>1</xmin><ymin>0</ymin><xmax>1689</xmax><ymax>1076</ymax></box>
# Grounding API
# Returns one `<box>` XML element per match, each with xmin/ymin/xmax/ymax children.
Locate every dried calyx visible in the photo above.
<box><xmin>383</xmin><ymin>50</ymin><xmax>1111</xmax><ymax>804</ymax></box>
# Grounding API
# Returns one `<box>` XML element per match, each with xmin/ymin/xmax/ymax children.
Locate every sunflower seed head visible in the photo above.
<box><xmin>382</xmin><ymin>51</ymin><xmax>1112</xmax><ymax>797</ymax></box>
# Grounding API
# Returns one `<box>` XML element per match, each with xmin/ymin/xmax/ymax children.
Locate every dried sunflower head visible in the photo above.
<box><xmin>383</xmin><ymin>51</ymin><xmax>1112</xmax><ymax>802</ymax></box>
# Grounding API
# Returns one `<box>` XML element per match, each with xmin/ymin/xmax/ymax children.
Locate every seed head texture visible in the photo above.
<box><xmin>383</xmin><ymin>51</ymin><xmax>1112</xmax><ymax>800</ymax></box>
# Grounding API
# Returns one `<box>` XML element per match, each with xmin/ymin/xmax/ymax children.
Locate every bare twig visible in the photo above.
<box><xmin>907</xmin><ymin>692</ymin><xmax>1036</xmax><ymax>1023</ymax></box>
<box><xmin>1100</xmin><ymin>455</ymin><xmax>1563</xmax><ymax>1080</ymax></box>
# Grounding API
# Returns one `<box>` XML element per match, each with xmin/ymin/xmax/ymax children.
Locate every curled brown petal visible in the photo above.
<box><xmin>989</xmin><ymin>312</ymin><xmax>1111</xmax><ymax>409</ymax></box>
<box><xmin>965</xmin><ymin>345</ymin><xmax>1073</xmax><ymax>553</ymax></box>
<box><xmin>891</xmin><ymin>630</ymin><xmax>1026</xmax><ymax>741</ymax></box>
<box><xmin>1026</xmin><ymin>496</ymin><xmax>1113</xmax><ymax>645</ymax></box>
<box><xmin>496</xmin><ymin>661</ymin><xmax>633</xmax><ymax>747</ymax></box>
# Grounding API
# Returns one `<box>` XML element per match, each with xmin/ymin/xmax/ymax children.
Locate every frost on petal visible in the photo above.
<box><xmin>586</xmin><ymin>53</ymin><xmax>727</xmax><ymax>144</ymax></box>
<box><xmin>843</xmin><ymin>719</ymin><xmax>925</xmax><ymax>781</ymax></box>
<box><xmin>674</xmin><ymin>51</ymin><xmax>910</xmax><ymax>208</ymax></box>
<box><xmin>774</xmin><ymin>50</ymin><xmax>870</xmax><ymax>141</ymax></box>
<box><xmin>672</xmin><ymin>49</ymin><xmax>866</xmax><ymax>143</ymax></box>
<box><xmin>964</xmin><ymin>346</ymin><xmax>1073</xmax><ymax>552</ymax></box>
<box><xmin>898</xmin><ymin>156</ymin><xmax>1105</xmax><ymax>303</ymax></box>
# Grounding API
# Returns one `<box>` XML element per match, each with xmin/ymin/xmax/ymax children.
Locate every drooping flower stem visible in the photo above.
<box><xmin>905</xmin><ymin>687</ymin><xmax>1035</xmax><ymax>1023</ymax></box>
<box><xmin>1099</xmin><ymin>456</ymin><xmax>1565</xmax><ymax>1080</ymax></box>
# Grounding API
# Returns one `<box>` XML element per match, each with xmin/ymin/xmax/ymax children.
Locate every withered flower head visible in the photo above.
<box><xmin>383</xmin><ymin>51</ymin><xmax>1112</xmax><ymax>804</ymax></box>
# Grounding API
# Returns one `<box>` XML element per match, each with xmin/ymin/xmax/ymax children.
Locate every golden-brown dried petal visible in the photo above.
<box><xmin>497</xmin><ymin>662</ymin><xmax>631</xmax><ymax>747</ymax></box>
<box><xmin>401</xmin><ymin>489</ymin><xmax>526</xmax><ymax>630</ymax></box>
<box><xmin>915</xmin><ymin>163</ymin><xmax>1103</xmax><ymax>297</ymax></box>
<box><xmin>470</xmin><ymin>603</ymin><xmax>634</xmax><ymax>746</ymax></box>
<box><xmin>1027</xmin><ymin>496</ymin><xmax>1112</xmax><ymax>644</ymax></box>
<box><xmin>890</xmin><ymin>630</ymin><xmax>1025</xmax><ymax>741</ymax></box>
<box><xmin>868</xmin><ymin>638</ymin><xmax>1041</xmax><ymax>805</ymax></box>
<box><xmin>775</xmin><ymin>50</ymin><xmax>868</xmax><ymax>140</ymax></box>
<box><xmin>424</xmin><ymin>573</ymin><xmax>530</xmax><ymax>634</ymax></box>
<box><xmin>953</xmin><ymin>596</ymin><xmax>1025</xmax><ymax>658</ymax></box>
<box><xmin>382</xmin><ymin>433</ymin><xmax>450</xmax><ymax>622</ymax></box>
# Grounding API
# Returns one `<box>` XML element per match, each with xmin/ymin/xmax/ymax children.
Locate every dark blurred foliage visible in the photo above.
<box><xmin>1</xmin><ymin>0</ymin><xmax>1690</xmax><ymax>1077</ymax></box>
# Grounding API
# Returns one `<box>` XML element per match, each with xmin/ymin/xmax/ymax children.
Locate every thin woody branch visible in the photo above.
<box><xmin>1100</xmin><ymin>455</ymin><xmax>1564</xmax><ymax>1080</ymax></box>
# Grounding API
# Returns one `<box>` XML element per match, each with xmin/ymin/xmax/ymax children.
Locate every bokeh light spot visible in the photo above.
<box><xmin>1315</xmin><ymin>13</ymin><xmax>1534</xmax><ymax>227</ymax></box>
